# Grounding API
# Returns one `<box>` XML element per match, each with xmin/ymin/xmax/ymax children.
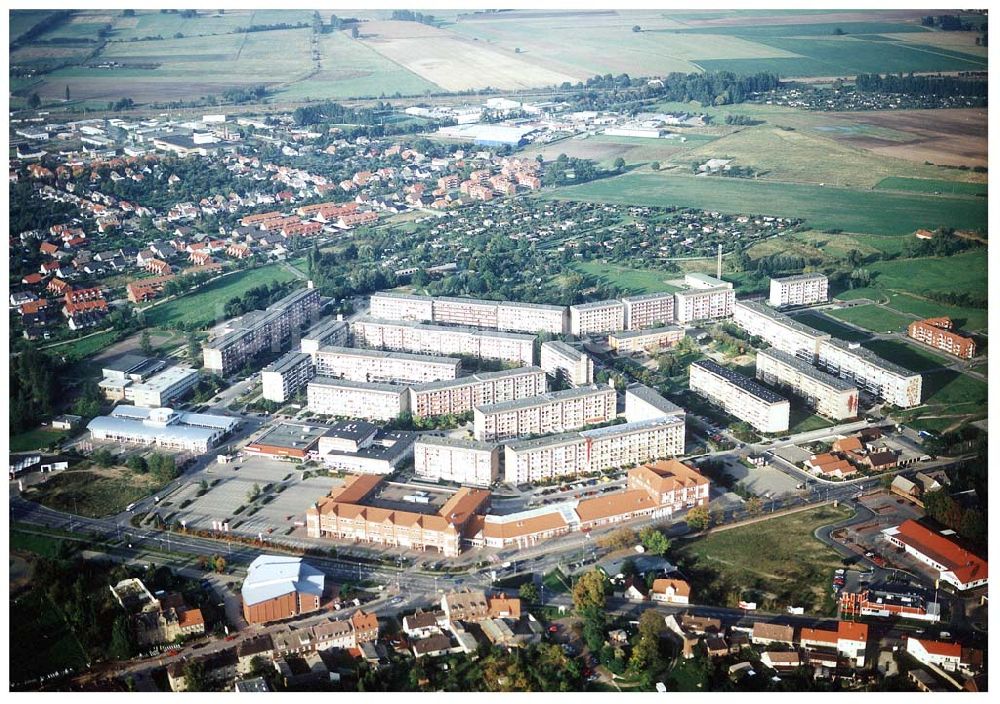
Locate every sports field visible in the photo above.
<box><xmin>827</xmin><ymin>304</ymin><xmax>914</xmax><ymax>334</ymax></box>
<box><xmin>572</xmin><ymin>261</ymin><xmax>682</xmax><ymax>294</ymax></box>
<box><xmin>545</xmin><ymin>172</ymin><xmax>986</xmax><ymax>236</ymax></box>
<box><xmin>142</xmin><ymin>264</ymin><xmax>298</xmax><ymax>329</ymax></box>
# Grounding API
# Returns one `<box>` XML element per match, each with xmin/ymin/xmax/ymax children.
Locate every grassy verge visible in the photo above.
<box><xmin>9</xmin><ymin>428</ymin><xmax>68</xmax><ymax>452</ymax></box>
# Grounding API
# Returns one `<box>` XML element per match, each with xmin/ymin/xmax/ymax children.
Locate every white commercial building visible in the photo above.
<box><xmin>413</xmin><ymin>436</ymin><xmax>499</xmax><ymax>487</ymax></box>
<box><xmin>609</xmin><ymin>326</ymin><xmax>685</xmax><ymax>354</ymax></box>
<box><xmin>299</xmin><ymin>318</ymin><xmax>349</xmax><ymax>358</ymax></box>
<box><xmin>128</xmin><ymin>365</ymin><xmax>200</xmax><ymax>408</ymax></box>
<box><xmin>503</xmin><ymin>415</ymin><xmax>686</xmax><ymax>484</ymax></box>
<box><xmin>87</xmin><ymin>405</ymin><xmax>238</xmax><ymax>452</ymax></box>
<box><xmin>816</xmin><ymin>338</ymin><xmax>922</xmax><ymax>408</ymax></box>
<box><xmin>690</xmin><ymin>359</ymin><xmax>790</xmax><ymax>433</ymax></box>
<box><xmin>351</xmin><ymin>316</ymin><xmax>534</xmax><ymax>367</ymax></box>
<box><xmin>261</xmin><ymin>351</ymin><xmax>315</xmax><ymax>403</ymax></box>
<box><xmin>732</xmin><ymin>300</ymin><xmax>830</xmax><ymax>361</ymax></box>
<box><xmin>622</xmin><ymin>292</ymin><xmax>675</xmax><ymax>330</ymax></box>
<box><xmin>569</xmin><ymin>300</ymin><xmax>626</xmax><ymax>336</ymax></box>
<box><xmin>540</xmin><ymin>341</ymin><xmax>594</xmax><ymax>387</ymax></box>
<box><xmin>755</xmin><ymin>348</ymin><xmax>859</xmax><ymax>420</ymax></box>
<box><xmin>769</xmin><ymin>273</ymin><xmax>829</xmax><ymax>308</ymax></box>
<box><xmin>314</xmin><ymin>421</ymin><xmax>416</xmax><ymax>475</ymax></box>
<box><xmin>307</xmin><ymin>377</ymin><xmax>409</xmax><ymax>421</ymax></box>
<box><xmin>473</xmin><ymin>384</ymin><xmax>617</xmax><ymax>443</ymax></box>
<box><xmin>408</xmin><ymin>367</ymin><xmax>547</xmax><ymax>418</ymax></box>
<box><xmin>314</xmin><ymin>346</ymin><xmax>460</xmax><ymax>385</ymax></box>
<box><xmin>673</xmin><ymin>285</ymin><xmax>734</xmax><ymax>324</ymax></box>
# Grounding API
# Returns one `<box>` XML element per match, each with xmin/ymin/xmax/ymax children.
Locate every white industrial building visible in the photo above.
<box><xmin>261</xmin><ymin>351</ymin><xmax>315</xmax><ymax>403</ymax></box>
<box><xmin>540</xmin><ymin>340</ymin><xmax>594</xmax><ymax>387</ymax></box>
<box><xmin>307</xmin><ymin>377</ymin><xmax>410</xmax><ymax>421</ymax></box>
<box><xmin>473</xmin><ymin>384</ymin><xmax>617</xmax><ymax>443</ymax></box>
<box><xmin>314</xmin><ymin>421</ymin><xmax>416</xmax><ymax>475</ymax></box>
<box><xmin>769</xmin><ymin>273</ymin><xmax>829</xmax><ymax>308</ymax></box>
<box><xmin>755</xmin><ymin>348</ymin><xmax>859</xmax><ymax>420</ymax></box>
<box><xmin>816</xmin><ymin>338</ymin><xmax>922</xmax><ymax>408</ymax></box>
<box><xmin>732</xmin><ymin>300</ymin><xmax>831</xmax><ymax>361</ymax></box>
<box><xmin>87</xmin><ymin>405</ymin><xmax>238</xmax><ymax>452</ymax></box>
<box><xmin>689</xmin><ymin>359</ymin><xmax>790</xmax><ymax>433</ymax></box>
<box><xmin>413</xmin><ymin>436</ymin><xmax>500</xmax><ymax>487</ymax></box>
<box><xmin>314</xmin><ymin>345</ymin><xmax>461</xmax><ymax>385</ymax></box>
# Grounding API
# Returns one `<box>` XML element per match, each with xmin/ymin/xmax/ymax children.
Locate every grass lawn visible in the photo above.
<box><xmin>875</xmin><ymin>177</ymin><xmax>987</xmax><ymax>197</ymax></box>
<box><xmin>921</xmin><ymin>370</ymin><xmax>988</xmax><ymax>407</ymax></box>
<box><xmin>9</xmin><ymin>428</ymin><xmax>68</xmax><ymax>452</ymax></box>
<box><xmin>861</xmin><ymin>339</ymin><xmax>950</xmax><ymax>373</ymax></box>
<box><xmin>788</xmin><ymin>406</ymin><xmax>835</xmax><ymax>434</ymax></box>
<box><xmin>22</xmin><ymin>466</ymin><xmax>167</xmax><ymax>518</ymax></box>
<box><xmin>876</xmin><ymin>292</ymin><xmax>988</xmax><ymax>333</ymax></box>
<box><xmin>10</xmin><ymin>529</ymin><xmax>77</xmax><ymax>559</ymax></box>
<box><xmin>542</xmin><ymin>568</ymin><xmax>570</xmax><ymax>594</ymax></box>
<box><xmin>9</xmin><ymin>589</ymin><xmax>89</xmax><ymax>685</ymax></box>
<box><xmin>827</xmin><ymin>304</ymin><xmax>915</xmax><ymax>334</ymax></box>
<box><xmin>867</xmin><ymin>250</ymin><xmax>987</xmax><ymax>298</ymax></box>
<box><xmin>545</xmin><ymin>172</ymin><xmax>987</xmax><ymax>236</ymax></box>
<box><xmin>676</xmin><ymin>503</ymin><xmax>854</xmax><ymax>613</ymax></box>
<box><xmin>787</xmin><ymin>311</ymin><xmax>870</xmax><ymax>343</ymax></box>
<box><xmin>42</xmin><ymin>329</ymin><xmax>121</xmax><ymax>361</ymax></box>
<box><xmin>142</xmin><ymin>264</ymin><xmax>298</xmax><ymax>328</ymax></box>
<box><xmin>572</xmin><ymin>260</ymin><xmax>681</xmax><ymax>294</ymax></box>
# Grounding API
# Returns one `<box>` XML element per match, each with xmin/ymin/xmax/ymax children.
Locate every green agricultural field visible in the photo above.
<box><xmin>827</xmin><ymin>304</ymin><xmax>915</xmax><ymax>333</ymax></box>
<box><xmin>671</xmin><ymin>21</ymin><xmax>932</xmax><ymax>38</ymax></box>
<box><xmin>677</xmin><ymin>503</ymin><xmax>855</xmax><ymax>613</ymax></box>
<box><xmin>9</xmin><ymin>589</ymin><xmax>89</xmax><ymax>685</ymax></box>
<box><xmin>9</xmin><ymin>10</ymin><xmax>59</xmax><ymax>43</ymax></box>
<box><xmin>867</xmin><ymin>251</ymin><xmax>988</xmax><ymax>298</ymax></box>
<box><xmin>545</xmin><ymin>172</ymin><xmax>986</xmax><ymax>236</ymax></box>
<box><xmin>861</xmin><ymin>339</ymin><xmax>950</xmax><ymax>373</ymax></box>
<box><xmin>142</xmin><ymin>264</ymin><xmax>298</xmax><ymax>328</ymax></box>
<box><xmin>876</xmin><ymin>177</ymin><xmax>988</xmax><ymax>197</ymax></box>
<box><xmin>572</xmin><ymin>260</ymin><xmax>681</xmax><ymax>294</ymax></box>
<box><xmin>787</xmin><ymin>311</ymin><xmax>870</xmax><ymax>343</ymax></box>
<box><xmin>9</xmin><ymin>428</ymin><xmax>68</xmax><ymax>453</ymax></box>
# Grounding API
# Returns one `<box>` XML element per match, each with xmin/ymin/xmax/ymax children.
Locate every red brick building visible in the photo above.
<box><xmin>907</xmin><ymin>318</ymin><xmax>975</xmax><ymax>359</ymax></box>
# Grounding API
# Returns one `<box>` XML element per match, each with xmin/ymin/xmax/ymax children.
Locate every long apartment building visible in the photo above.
<box><xmin>816</xmin><ymin>338</ymin><xmax>922</xmax><ymax>408</ymax></box>
<box><xmin>413</xmin><ymin>436</ymin><xmax>500</xmax><ymax>487</ymax></box>
<box><xmin>907</xmin><ymin>318</ymin><xmax>975</xmax><ymax>360</ymax></box>
<box><xmin>307</xmin><ymin>377</ymin><xmax>410</xmax><ymax>421</ymax></box>
<box><xmin>690</xmin><ymin>359</ymin><xmax>790</xmax><ymax>433</ymax></box>
<box><xmin>351</xmin><ymin>316</ymin><xmax>534</xmax><ymax>367</ymax></box>
<box><xmin>624</xmin><ymin>382</ymin><xmax>686</xmax><ymax>424</ymax></box>
<box><xmin>203</xmin><ymin>285</ymin><xmax>321</xmax><ymax>375</ymax></box>
<box><xmin>673</xmin><ymin>283</ymin><xmax>735</xmax><ymax>324</ymax></box>
<box><xmin>755</xmin><ymin>348</ymin><xmax>859</xmax><ymax>420</ymax></box>
<box><xmin>609</xmin><ymin>326</ymin><xmax>685</xmax><ymax>354</ymax></box>
<box><xmin>473</xmin><ymin>383</ymin><xmax>617</xmax><ymax>442</ymax></box>
<box><xmin>732</xmin><ymin>299</ymin><xmax>831</xmax><ymax>361</ymax></box>
<box><xmin>408</xmin><ymin>366</ymin><xmax>547</xmax><ymax>418</ymax></box>
<box><xmin>368</xmin><ymin>292</ymin><xmax>568</xmax><ymax>334</ymax></box>
<box><xmin>568</xmin><ymin>300</ymin><xmax>626</xmax><ymax>336</ymax></box>
<box><xmin>539</xmin><ymin>340</ymin><xmax>594</xmax><ymax>387</ymax></box>
<box><xmin>622</xmin><ymin>292</ymin><xmax>675</xmax><ymax>330</ymax></box>
<box><xmin>314</xmin><ymin>345</ymin><xmax>461</xmax><ymax>385</ymax></box>
<box><xmin>261</xmin><ymin>351</ymin><xmax>315</xmax><ymax>403</ymax></box>
<box><xmin>769</xmin><ymin>273</ymin><xmax>829</xmax><ymax>308</ymax></box>
<box><xmin>299</xmin><ymin>317</ymin><xmax>349</xmax><ymax>358</ymax></box>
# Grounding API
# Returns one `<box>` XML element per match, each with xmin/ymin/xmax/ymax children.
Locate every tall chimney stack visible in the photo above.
<box><xmin>717</xmin><ymin>244</ymin><xmax>722</xmax><ymax>280</ymax></box>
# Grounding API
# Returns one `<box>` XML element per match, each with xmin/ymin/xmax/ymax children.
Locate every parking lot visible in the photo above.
<box><xmin>719</xmin><ymin>457</ymin><xmax>803</xmax><ymax>498</ymax></box>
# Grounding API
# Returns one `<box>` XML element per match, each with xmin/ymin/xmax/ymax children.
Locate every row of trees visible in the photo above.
<box><xmin>855</xmin><ymin>72</ymin><xmax>987</xmax><ymax>98</ymax></box>
<box><xmin>390</xmin><ymin>10</ymin><xmax>437</xmax><ymax>25</ymax></box>
<box><xmin>564</xmin><ymin>70</ymin><xmax>780</xmax><ymax>111</ymax></box>
<box><xmin>10</xmin><ymin>347</ymin><xmax>62</xmax><ymax>433</ymax></box>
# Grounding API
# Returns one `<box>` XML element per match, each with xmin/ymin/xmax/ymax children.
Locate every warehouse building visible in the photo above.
<box><xmin>299</xmin><ymin>317</ymin><xmax>349</xmax><ymax>358</ymax></box>
<box><xmin>540</xmin><ymin>340</ymin><xmax>594</xmax><ymax>387</ymax></box>
<box><xmin>473</xmin><ymin>384</ymin><xmax>618</xmax><ymax>442</ymax></box>
<box><xmin>690</xmin><ymin>359</ymin><xmax>790</xmax><ymax>433</ymax></box>
<box><xmin>622</xmin><ymin>292</ymin><xmax>675</xmax><ymax>330</ymax></box>
<box><xmin>609</xmin><ymin>326</ymin><xmax>685</xmax><ymax>354</ymax></box>
<box><xmin>756</xmin><ymin>348</ymin><xmax>859</xmax><ymax>420</ymax></box>
<box><xmin>351</xmin><ymin>316</ymin><xmax>534</xmax><ymax>367</ymax></box>
<box><xmin>87</xmin><ymin>405</ymin><xmax>238</xmax><ymax>452</ymax></box>
<box><xmin>261</xmin><ymin>351</ymin><xmax>315</xmax><ymax>403</ymax></box>
<box><xmin>307</xmin><ymin>377</ymin><xmax>409</xmax><ymax>421</ymax></box>
<box><xmin>314</xmin><ymin>345</ymin><xmax>460</xmax><ymax>385</ymax></box>
<box><xmin>732</xmin><ymin>300</ymin><xmax>831</xmax><ymax>361</ymax></box>
<box><xmin>128</xmin><ymin>365</ymin><xmax>200</xmax><ymax>408</ymax></box>
<box><xmin>241</xmin><ymin>555</ymin><xmax>325</xmax><ymax>625</ymax></box>
<box><xmin>907</xmin><ymin>318</ymin><xmax>975</xmax><ymax>360</ymax></box>
<box><xmin>569</xmin><ymin>300</ymin><xmax>626</xmax><ymax>336</ymax></box>
<box><xmin>413</xmin><ymin>436</ymin><xmax>500</xmax><ymax>487</ymax></box>
<box><xmin>408</xmin><ymin>367</ymin><xmax>547</xmax><ymax>418</ymax></box>
<box><xmin>816</xmin><ymin>338</ymin><xmax>922</xmax><ymax>408</ymax></box>
<box><xmin>769</xmin><ymin>273</ymin><xmax>829</xmax><ymax>308</ymax></box>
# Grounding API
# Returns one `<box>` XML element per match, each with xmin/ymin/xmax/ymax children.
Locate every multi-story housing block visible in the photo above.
<box><xmin>369</xmin><ymin>291</ymin><xmax>435</xmax><ymax>321</ymax></box>
<box><xmin>755</xmin><ymin>348</ymin><xmax>859</xmax><ymax>420</ymax></box>
<box><xmin>367</xmin><ymin>293</ymin><xmax>567</xmax><ymax>334</ymax></box>
<box><xmin>732</xmin><ymin>300</ymin><xmax>831</xmax><ymax>361</ymax></box>
<box><xmin>690</xmin><ymin>359</ymin><xmax>790</xmax><ymax>433</ymax></box>
<box><xmin>624</xmin><ymin>382</ymin><xmax>686</xmax><ymax>425</ymax></box>
<box><xmin>622</xmin><ymin>292</ymin><xmax>675</xmax><ymax>330</ymax></box>
<box><xmin>432</xmin><ymin>296</ymin><xmax>499</xmax><ymax>328</ymax></box>
<box><xmin>351</xmin><ymin>316</ymin><xmax>534</xmax><ymax>366</ymax></box>
<box><xmin>540</xmin><ymin>340</ymin><xmax>594</xmax><ymax>387</ymax></box>
<box><xmin>569</xmin><ymin>300</ymin><xmax>626</xmax><ymax>336</ymax></box>
<box><xmin>609</xmin><ymin>326</ymin><xmax>685</xmax><ymax>354</ymax></box>
<box><xmin>413</xmin><ymin>436</ymin><xmax>499</xmax><ymax>487</ymax></box>
<box><xmin>473</xmin><ymin>384</ymin><xmax>617</xmax><ymax>442</ymax></box>
<box><xmin>408</xmin><ymin>367</ymin><xmax>547</xmax><ymax>418</ymax></box>
<box><xmin>299</xmin><ymin>317</ymin><xmax>350</xmax><ymax>358</ymax></box>
<box><xmin>313</xmin><ymin>346</ymin><xmax>460</xmax><ymax>385</ymax></box>
<box><xmin>816</xmin><ymin>338</ymin><xmax>922</xmax><ymax>408</ymax></box>
<box><xmin>307</xmin><ymin>377</ymin><xmax>410</xmax><ymax>421</ymax></box>
<box><xmin>261</xmin><ymin>351</ymin><xmax>315</xmax><ymax>403</ymax></box>
<box><xmin>769</xmin><ymin>273</ymin><xmax>829</xmax><ymax>308</ymax></box>
<box><xmin>673</xmin><ymin>285</ymin><xmax>735</xmax><ymax>324</ymax></box>
<box><xmin>907</xmin><ymin>318</ymin><xmax>975</xmax><ymax>359</ymax></box>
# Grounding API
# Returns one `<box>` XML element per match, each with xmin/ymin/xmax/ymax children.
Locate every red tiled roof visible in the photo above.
<box><xmin>912</xmin><ymin>637</ymin><xmax>962</xmax><ymax>658</ymax></box>
<box><xmin>894</xmin><ymin>520</ymin><xmax>987</xmax><ymax>585</ymax></box>
<box><xmin>837</xmin><ymin>621</ymin><xmax>868</xmax><ymax>643</ymax></box>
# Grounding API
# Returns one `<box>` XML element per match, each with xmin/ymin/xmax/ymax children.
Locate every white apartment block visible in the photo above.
<box><xmin>622</xmin><ymin>292</ymin><xmax>675</xmax><ymax>330</ymax></box>
<box><xmin>368</xmin><ymin>292</ymin><xmax>567</xmax><ymax>334</ymax></box>
<box><xmin>495</xmin><ymin>302</ymin><xmax>568</xmax><ymax>335</ymax></box>
<box><xmin>433</xmin><ymin>296</ymin><xmax>499</xmax><ymax>328</ymax></box>
<box><xmin>540</xmin><ymin>340</ymin><xmax>594</xmax><ymax>387</ymax></box>
<box><xmin>769</xmin><ymin>273</ymin><xmax>829</xmax><ymax>308</ymax></box>
<box><xmin>408</xmin><ymin>367</ymin><xmax>547</xmax><ymax>418</ymax></box>
<box><xmin>690</xmin><ymin>359</ymin><xmax>790</xmax><ymax>433</ymax></box>
<box><xmin>314</xmin><ymin>345</ymin><xmax>460</xmax><ymax>385</ymax></box>
<box><xmin>369</xmin><ymin>291</ymin><xmax>434</xmax><ymax>321</ymax></box>
<box><xmin>732</xmin><ymin>300</ymin><xmax>831</xmax><ymax>361</ymax></box>
<box><xmin>473</xmin><ymin>384</ymin><xmax>617</xmax><ymax>443</ymax></box>
<box><xmin>351</xmin><ymin>316</ymin><xmax>534</xmax><ymax>366</ymax></box>
<box><xmin>609</xmin><ymin>326</ymin><xmax>685</xmax><ymax>354</ymax></box>
<box><xmin>203</xmin><ymin>286</ymin><xmax>321</xmax><ymax>375</ymax></box>
<box><xmin>684</xmin><ymin>272</ymin><xmax>729</xmax><ymax>290</ymax></box>
<box><xmin>307</xmin><ymin>377</ymin><xmax>410</xmax><ymax>421</ymax></box>
<box><xmin>569</xmin><ymin>300</ymin><xmax>626</xmax><ymax>336</ymax></box>
<box><xmin>673</xmin><ymin>286</ymin><xmax>735</xmax><ymax>324</ymax></box>
<box><xmin>413</xmin><ymin>436</ymin><xmax>499</xmax><ymax>487</ymax></box>
<box><xmin>816</xmin><ymin>338</ymin><xmax>922</xmax><ymax>408</ymax></box>
<box><xmin>755</xmin><ymin>348</ymin><xmax>859</xmax><ymax>420</ymax></box>
<box><xmin>299</xmin><ymin>318</ymin><xmax>349</xmax><ymax>358</ymax></box>
<box><xmin>261</xmin><ymin>351</ymin><xmax>315</xmax><ymax>403</ymax></box>
<box><xmin>503</xmin><ymin>415</ymin><xmax>686</xmax><ymax>484</ymax></box>
<box><xmin>624</xmin><ymin>383</ymin><xmax>686</xmax><ymax>425</ymax></box>
<box><xmin>129</xmin><ymin>366</ymin><xmax>200</xmax><ymax>408</ymax></box>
